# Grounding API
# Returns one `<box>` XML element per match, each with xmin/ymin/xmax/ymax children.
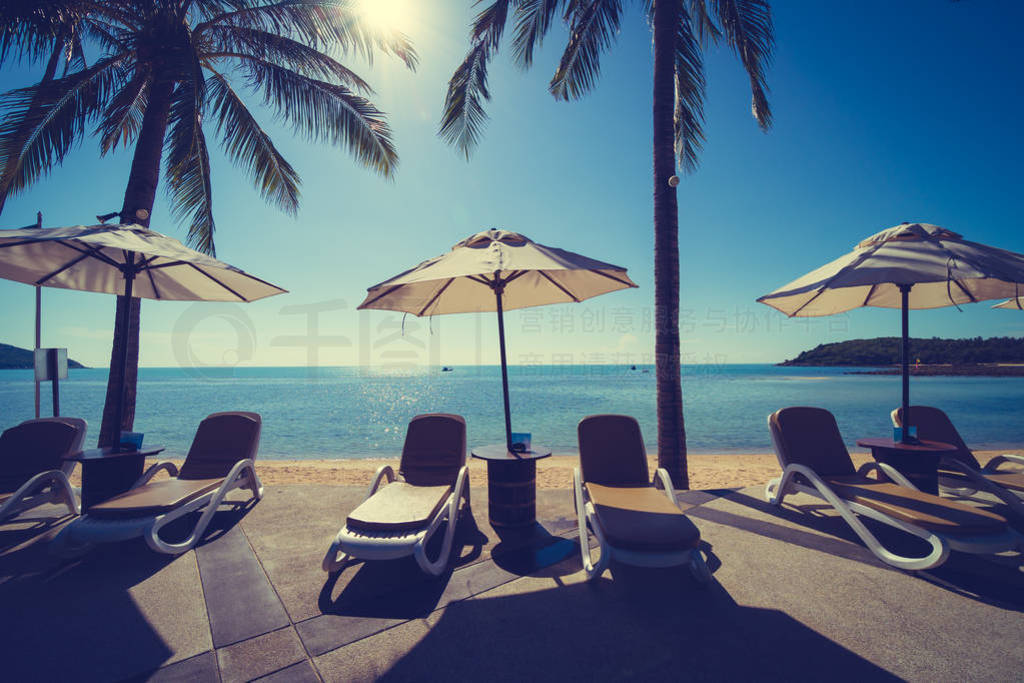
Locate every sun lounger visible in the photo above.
<box><xmin>51</xmin><ymin>412</ymin><xmax>263</xmax><ymax>556</ymax></box>
<box><xmin>0</xmin><ymin>417</ymin><xmax>87</xmax><ymax>522</ymax></box>
<box><xmin>573</xmin><ymin>415</ymin><xmax>710</xmax><ymax>582</ymax></box>
<box><xmin>766</xmin><ymin>406</ymin><xmax>1022</xmax><ymax>570</ymax></box>
<box><xmin>892</xmin><ymin>405</ymin><xmax>1024</xmax><ymax>518</ymax></box>
<box><xmin>322</xmin><ymin>413</ymin><xmax>470</xmax><ymax>577</ymax></box>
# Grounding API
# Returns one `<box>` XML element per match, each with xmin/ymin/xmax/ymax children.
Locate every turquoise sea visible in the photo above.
<box><xmin>1</xmin><ymin>365</ymin><xmax>1022</xmax><ymax>458</ymax></box>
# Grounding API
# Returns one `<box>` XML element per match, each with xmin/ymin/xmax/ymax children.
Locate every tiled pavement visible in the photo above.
<box><xmin>1</xmin><ymin>483</ymin><xmax>1023</xmax><ymax>682</ymax></box>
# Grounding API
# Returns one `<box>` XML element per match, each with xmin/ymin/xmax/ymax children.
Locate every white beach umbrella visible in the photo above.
<box><xmin>358</xmin><ymin>229</ymin><xmax>638</xmax><ymax>449</ymax></box>
<box><xmin>757</xmin><ymin>222</ymin><xmax>1024</xmax><ymax>441</ymax></box>
<box><xmin>0</xmin><ymin>223</ymin><xmax>287</xmax><ymax>443</ymax></box>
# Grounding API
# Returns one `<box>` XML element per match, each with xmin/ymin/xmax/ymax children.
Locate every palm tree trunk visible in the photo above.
<box><xmin>652</xmin><ymin>0</ymin><xmax>688</xmax><ymax>488</ymax></box>
<box><xmin>0</xmin><ymin>37</ymin><xmax>66</xmax><ymax>214</ymax></box>
<box><xmin>97</xmin><ymin>75</ymin><xmax>175</xmax><ymax>448</ymax></box>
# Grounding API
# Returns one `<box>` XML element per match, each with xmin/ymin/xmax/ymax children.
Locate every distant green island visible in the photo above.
<box><xmin>781</xmin><ymin>337</ymin><xmax>1024</xmax><ymax>376</ymax></box>
<box><xmin>0</xmin><ymin>343</ymin><xmax>87</xmax><ymax>370</ymax></box>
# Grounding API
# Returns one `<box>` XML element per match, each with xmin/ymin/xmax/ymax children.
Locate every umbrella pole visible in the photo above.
<box><xmin>114</xmin><ymin>258</ymin><xmax>136</xmax><ymax>451</ymax></box>
<box><xmin>494</xmin><ymin>284</ymin><xmax>513</xmax><ymax>452</ymax></box>
<box><xmin>900</xmin><ymin>284</ymin><xmax>912</xmax><ymax>444</ymax></box>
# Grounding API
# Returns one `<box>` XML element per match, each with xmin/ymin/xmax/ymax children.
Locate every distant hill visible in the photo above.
<box><xmin>780</xmin><ymin>337</ymin><xmax>1024</xmax><ymax>366</ymax></box>
<box><xmin>0</xmin><ymin>343</ymin><xmax>87</xmax><ymax>370</ymax></box>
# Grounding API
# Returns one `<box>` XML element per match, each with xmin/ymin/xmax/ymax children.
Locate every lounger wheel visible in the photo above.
<box><xmin>49</xmin><ymin>525</ymin><xmax>94</xmax><ymax>559</ymax></box>
<box><xmin>689</xmin><ymin>550</ymin><xmax>712</xmax><ymax>585</ymax></box>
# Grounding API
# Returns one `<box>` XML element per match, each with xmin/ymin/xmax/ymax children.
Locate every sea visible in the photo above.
<box><xmin>2</xmin><ymin>364</ymin><xmax>1023</xmax><ymax>459</ymax></box>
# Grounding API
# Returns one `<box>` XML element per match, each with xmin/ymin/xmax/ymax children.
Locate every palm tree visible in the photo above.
<box><xmin>0</xmin><ymin>0</ymin><xmax>417</xmax><ymax>446</ymax></box>
<box><xmin>440</xmin><ymin>0</ymin><xmax>772</xmax><ymax>487</ymax></box>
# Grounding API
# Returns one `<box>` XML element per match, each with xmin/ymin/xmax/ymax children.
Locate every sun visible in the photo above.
<box><xmin>357</xmin><ymin>0</ymin><xmax>415</xmax><ymax>33</ymax></box>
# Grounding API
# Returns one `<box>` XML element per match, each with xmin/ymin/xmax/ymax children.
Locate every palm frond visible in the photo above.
<box><xmin>674</xmin><ymin>5</ymin><xmax>705</xmax><ymax>173</ymax></box>
<box><xmin>203</xmin><ymin>24</ymin><xmax>373</xmax><ymax>93</ymax></box>
<box><xmin>0</xmin><ymin>54</ymin><xmax>126</xmax><ymax>201</ymax></box>
<box><xmin>97</xmin><ymin>71</ymin><xmax>149</xmax><ymax>153</ymax></box>
<box><xmin>511</xmin><ymin>0</ymin><xmax>563</xmax><ymax>68</ymax></box>
<box><xmin>439</xmin><ymin>41</ymin><xmax>492</xmax><ymax>159</ymax></box>
<box><xmin>549</xmin><ymin>0</ymin><xmax>622</xmax><ymax>101</ymax></box>
<box><xmin>710</xmin><ymin>0</ymin><xmax>772</xmax><ymax>128</ymax></box>
<box><xmin>241</xmin><ymin>55</ymin><xmax>397</xmax><ymax>175</ymax></box>
<box><xmin>685</xmin><ymin>0</ymin><xmax>722</xmax><ymax>46</ymax></box>
<box><xmin>165</xmin><ymin>74</ymin><xmax>216</xmax><ymax>255</ymax></box>
<box><xmin>199</xmin><ymin>0</ymin><xmax>418</xmax><ymax>70</ymax></box>
<box><xmin>472</xmin><ymin>0</ymin><xmax>511</xmax><ymax>51</ymax></box>
<box><xmin>207</xmin><ymin>71</ymin><xmax>300</xmax><ymax>216</ymax></box>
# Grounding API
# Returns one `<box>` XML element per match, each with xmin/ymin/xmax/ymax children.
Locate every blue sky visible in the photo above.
<box><xmin>1</xmin><ymin>0</ymin><xmax>1022</xmax><ymax>370</ymax></box>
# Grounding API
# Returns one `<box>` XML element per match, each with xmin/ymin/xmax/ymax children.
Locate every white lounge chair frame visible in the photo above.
<box><xmin>51</xmin><ymin>458</ymin><xmax>262</xmax><ymax>556</ymax></box>
<box><xmin>889</xmin><ymin>408</ymin><xmax>1024</xmax><ymax>516</ymax></box>
<box><xmin>322</xmin><ymin>463</ymin><xmax>470</xmax><ymax>577</ymax></box>
<box><xmin>765</xmin><ymin>414</ymin><xmax>1023</xmax><ymax>571</ymax></box>
<box><xmin>0</xmin><ymin>417</ymin><xmax>87</xmax><ymax>522</ymax></box>
<box><xmin>573</xmin><ymin>466</ymin><xmax>711</xmax><ymax>583</ymax></box>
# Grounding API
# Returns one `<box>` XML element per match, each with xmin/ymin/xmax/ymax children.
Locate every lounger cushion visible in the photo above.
<box><xmin>178</xmin><ymin>412</ymin><xmax>261</xmax><ymax>480</ymax></box>
<box><xmin>346</xmin><ymin>482</ymin><xmax>452</xmax><ymax>533</ymax></box>
<box><xmin>399</xmin><ymin>414</ymin><xmax>466</xmax><ymax>487</ymax></box>
<box><xmin>577</xmin><ymin>415</ymin><xmax>650</xmax><ymax>487</ymax></box>
<box><xmin>824</xmin><ymin>475</ymin><xmax>1007</xmax><ymax>535</ymax></box>
<box><xmin>586</xmin><ymin>483</ymin><xmax>700</xmax><ymax>552</ymax></box>
<box><xmin>87</xmin><ymin>478</ymin><xmax>225</xmax><ymax>518</ymax></box>
<box><xmin>770</xmin><ymin>408</ymin><xmax>857</xmax><ymax>476</ymax></box>
<box><xmin>0</xmin><ymin>421</ymin><xmax>78</xmax><ymax>492</ymax></box>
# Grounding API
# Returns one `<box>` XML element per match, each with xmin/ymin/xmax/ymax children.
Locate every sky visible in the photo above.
<box><xmin>0</xmin><ymin>0</ymin><xmax>1022</xmax><ymax>371</ymax></box>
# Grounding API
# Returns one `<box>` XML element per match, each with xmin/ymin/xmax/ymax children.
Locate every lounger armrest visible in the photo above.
<box><xmin>366</xmin><ymin>465</ymin><xmax>395</xmax><ymax>500</ymax></box>
<box><xmin>983</xmin><ymin>454</ymin><xmax>1024</xmax><ymax>472</ymax></box>
<box><xmin>134</xmin><ymin>461</ymin><xmax>179</xmax><ymax>488</ymax></box>
<box><xmin>858</xmin><ymin>461</ymin><xmax>917</xmax><ymax>490</ymax></box>
<box><xmin>653</xmin><ymin>467</ymin><xmax>679</xmax><ymax>505</ymax></box>
<box><xmin>449</xmin><ymin>465</ymin><xmax>470</xmax><ymax>519</ymax></box>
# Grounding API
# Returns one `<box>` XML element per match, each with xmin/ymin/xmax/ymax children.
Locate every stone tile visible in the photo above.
<box><xmin>296</xmin><ymin>612</ymin><xmax>406</xmax><ymax>657</ymax></box>
<box><xmin>143</xmin><ymin>651</ymin><xmax>218</xmax><ymax>683</ymax></box>
<box><xmin>216</xmin><ymin>627</ymin><xmax>306</xmax><ymax>683</ymax></box>
<box><xmin>196</xmin><ymin>524</ymin><xmax>289</xmax><ymax>647</ymax></box>
<box><xmin>313</xmin><ymin>617</ymin><xmax>434</xmax><ymax>682</ymax></box>
<box><xmin>256</xmin><ymin>660</ymin><xmax>320</xmax><ymax>682</ymax></box>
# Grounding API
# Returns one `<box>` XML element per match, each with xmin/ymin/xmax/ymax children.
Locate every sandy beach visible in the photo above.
<box><xmin>71</xmin><ymin>450</ymin><xmax>1016</xmax><ymax>491</ymax></box>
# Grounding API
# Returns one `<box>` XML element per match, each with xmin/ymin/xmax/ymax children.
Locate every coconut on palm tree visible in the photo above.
<box><xmin>440</xmin><ymin>0</ymin><xmax>773</xmax><ymax>487</ymax></box>
<box><xmin>0</xmin><ymin>0</ymin><xmax>417</xmax><ymax>446</ymax></box>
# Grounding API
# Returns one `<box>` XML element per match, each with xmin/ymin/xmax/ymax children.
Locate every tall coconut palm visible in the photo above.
<box><xmin>0</xmin><ymin>0</ymin><xmax>418</xmax><ymax>447</ymax></box>
<box><xmin>440</xmin><ymin>0</ymin><xmax>772</xmax><ymax>487</ymax></box>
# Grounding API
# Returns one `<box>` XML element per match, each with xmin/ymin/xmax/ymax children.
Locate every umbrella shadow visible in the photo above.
<box><xmin>318</xmin><ymin>510</ymin><xmax>490</xmax><ymax>620</ymax></box>
<box><xmin>699</xmin><ymin>490</ymin><xmax>1024</xmax><ymax>611</ymax></box>
<box><xmin>375</xmin><ymin>567</ymin><xmax>899</xmax><ymax>682</ymax></box>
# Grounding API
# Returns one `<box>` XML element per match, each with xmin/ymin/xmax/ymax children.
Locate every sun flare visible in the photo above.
<box><xmin>357</xmin><ymin>0</ymin><xmax>415</xmax><ymax>33</ymax></box>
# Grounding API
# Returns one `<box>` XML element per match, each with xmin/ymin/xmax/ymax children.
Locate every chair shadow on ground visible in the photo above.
<box><xmin>0</xmin><ymin>498</ymin><xmax>259</xmax><ymax>681</ymax></box>
<box><xmin>317</xmin><ymin>506</ymin><xmax>491</xmax><ymax>620</ymax></box>
<box><xmin>376</xmin><ymin>564</ymin><xmax>900</xmax><ymax>682</ymax></box>
<box><xmin>693</xmin><ymin>489</ymin><xmax>1024</xmax><ymax>611</ymax></box>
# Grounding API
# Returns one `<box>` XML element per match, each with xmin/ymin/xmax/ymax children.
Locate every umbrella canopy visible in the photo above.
<box><xmin>359</xmin><ymin>229</ymin><xmax>636</xmax><ymax>315</ymax></box>
<box><xmin>0</xmin><ymin>223</ymin><xmax>286</xmax><ymax>447</ymax></box>
<box><xmin>993</xmin><ymin>297</ymin><xmax>1024</xmax><ymax>310</ymax></box>
<box><xmin>757</xmin><ymin>222</ymin><xmax>1024</xmax><ymax>442</ymax></box>
<box><xmin>757</xmin><ymin>223</ymin><xmax>1024</xmax><ymax>317</ymax></box>
<box><xmin>0</xmin><ymin>223</ymin><xmax>286</xmax><ymax>302</ymax></box>
<box><xmin>359</xmin><ymin>229</ymin><xmax>637</xmax><ymax>449</ymax></box>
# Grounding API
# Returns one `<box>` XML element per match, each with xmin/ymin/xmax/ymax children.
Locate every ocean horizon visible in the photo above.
<box><xmin>3</xmin><ymin>364</ymin><xmax>1023</xmax><ymax>459</ymax></box>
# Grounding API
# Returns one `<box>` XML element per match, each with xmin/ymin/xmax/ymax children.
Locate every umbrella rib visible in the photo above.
<box><xmin>35</xmin><ymin>250</ymin><xmax>94</xmax><ymax>285</ymax></box>
<box><xmin>417</xmin><ymin>278</ymin><xmax>455</xmax><ymax>317</ymax></box>
<box><xmin>144</xmin><ymin>263</ymin><xmax>162</xmax><ymax>299</ymax></box>
<box><xmin>360</xmin><ymin>284</ymin><xmax>404</xmax><ymax>308</ymax></box>
<box><xmin>586</xmin><ymin>269</ymin><xmax>636</xmax><ymax>288</ymax></box>
<box><xmin>503</xmin><ymin>270</ymin><xmax>528</xmax><ymax>285</ymax></box>
<box><xmin>950</xmin><ymin>278</ymin><xmax>976</xmax><ymax>303</ymax></box>
<box><xmin>54</xmin><ymin>240</ymin><xmax>123</xmax><ymax>269</ymax></box>
<box><xmin>185</xmin><ymin>263</ymin><xmax>249</xmax><ymax>301</ymax></box>
<box><xmin>539</xmin><ymin>271</ymin><xmax>580</xmax><ymax>303</ymax></box>
<box><xmin>861</xmin><ymin>283</ymin><xmax>877</xmax><ymax>307</ymax></box>
<box><xmin>466</xmin><ymin>275</ymin><xmax>493</xmax><ymax>288</ymax></box>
